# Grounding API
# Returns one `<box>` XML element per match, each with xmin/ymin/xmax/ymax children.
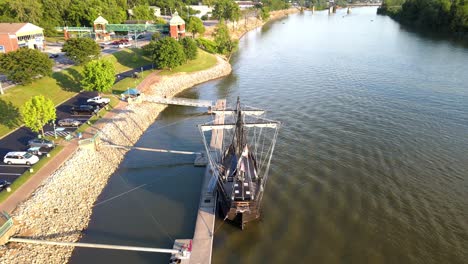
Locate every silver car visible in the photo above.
<box><xmin>58</xmin><ymin>118</ymin><xmax>82</xmax><ymax>127</ymax></box>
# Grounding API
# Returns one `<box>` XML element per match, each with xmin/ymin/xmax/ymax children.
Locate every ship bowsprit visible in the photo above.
<box><xmin>198</xmin><ymin>97</ymin><xmax>280</xmax><ymax>229</ymax></box>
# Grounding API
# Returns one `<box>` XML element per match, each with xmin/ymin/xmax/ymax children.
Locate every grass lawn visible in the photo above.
<box><xmin>160</xmin><ymin>49</ymin><xmax>217</xmax><ymax>75</ymax></box>
<box><xmin>112</xmin><ymin>69</ymin><xmax>156</xmax><ymax>94</ymax></box>
<box><xmin>104</xmin><ymin>48</ymin><xmax>152</xmax><ymax>73</ymax></box>
<box><xmin>0</xmin><ymin>49</ymin><xmax>152</xmax><ymax>139</ymax></box>
<box><xmin>0</xmin><ymin>146</ymin><xmax>64</xmax><ymax>203</ymax></box>
<box><xmin>45</xmin><ymin>36</ymin><xmax>66</xmax><ymax>43</ymax></box>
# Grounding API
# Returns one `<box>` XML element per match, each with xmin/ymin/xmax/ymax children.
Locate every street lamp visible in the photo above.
<box><xmin>53</xmin><ymin>120</ymin><xmax>57</xmax><ymax>139</ymax></box>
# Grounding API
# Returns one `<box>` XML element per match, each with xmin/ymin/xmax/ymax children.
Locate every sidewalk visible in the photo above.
<box><xmin>0</xmin><ymin>141</ymin><xmax>79</xmax><ymax>214</ymax></box>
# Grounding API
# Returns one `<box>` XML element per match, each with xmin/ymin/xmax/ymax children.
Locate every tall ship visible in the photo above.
<box><xmin>199</xmin><ymin>98</ymin><xmax>280</xmax><ymax>229</ymax></box>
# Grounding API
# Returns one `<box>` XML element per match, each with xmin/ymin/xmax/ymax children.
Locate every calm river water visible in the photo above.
<box><xmin>71</xmin><ymin>7</ymin><xmax>468</xmax><ymax>264</ymax></box>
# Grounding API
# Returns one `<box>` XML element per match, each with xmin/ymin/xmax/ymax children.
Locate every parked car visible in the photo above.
<box><xmin>27</xmin><ymin>146</ymin><xmax>43</xmax><ymax>156</ymax></box>
<box><xmin>58</xmin><ymin>118</ymin><xmax>82</xmax><ymax>127</ymax></box>
<box><xmin>87</xmin><ymin>96</ymin><xmax>110</xmax><ymax>106</ymax></box>
<box><xmin>71</xmin><ymin>105</ymin><xmax>99</xmax><ymax>115</ymax></box>
<box><xmin>118</xmin><ymin>43</ymin><xmax>131</xmax><ymax>48</ymax></box>
<box><xmin>3</xmin><ymin>152</ymin><xmax>39</xmax><ymax>165</ymax></box>
<box><xmin>0</xmin><ymin>180</ymin><xmax>11</xmax><ymax>192</ymax></box>
<box><xmin>130</xmin><ymin>34</ymin><xmax>145</xmax><ymax>40</ymax></box>
<box><xmin>28</xmin><ymin>138</ymin><xmax>54</xmax><ymax>148</ymax></box>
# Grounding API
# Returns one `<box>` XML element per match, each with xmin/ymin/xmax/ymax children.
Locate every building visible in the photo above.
<box><xmin>169</xmin><ymin>12</ymin><xmax>185</xmax><ymax>39</ymax></box>
<box><xmin>149</xmin><ymin>6</ymin><xmax>162</xmax><ymax>17</ymax></box>
<box><xmin>235</xmin><ymin>1</ymin><xmax>257</xmax><ymax>10</ymax></box>
<box><xmin>0</xmin><ymin>23</ymin><xmax>45</xmax><ymax>53</ymax></box>
<box><xmin>188</xmin><ymin>5</ymin><xmax>213</xmax><ymax>19</ymax></box>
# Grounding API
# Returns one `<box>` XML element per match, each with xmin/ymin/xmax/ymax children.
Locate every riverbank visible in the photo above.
<box><xmin>0</xmin><ymin>56</ymin><xmax>231</xmax><ymax>263</ymax></box>
<box><xmin>0</xmin><ymin>8</ymin><xmax>301</xmax><ymax>262</ymax></box>
<box><xmin>204</xmin><ymin>8</ymin><xmax>300</xmax><ymax>40</ymax></box>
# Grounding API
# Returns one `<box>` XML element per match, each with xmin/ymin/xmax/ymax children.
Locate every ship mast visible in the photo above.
<box><xmin>234</xmin><ymin>97</ymin><xmax>244</xmax><ymax>157</ymax></box>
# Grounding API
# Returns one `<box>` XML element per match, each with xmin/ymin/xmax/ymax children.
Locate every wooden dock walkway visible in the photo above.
<box><xmin>146</xmin><ymin>97</ymin><xmax>214</xmax><ymax>108</ymax></box>
<box><xmin>189</xmin><ymin>99</ymin><xmax>226</xmax><ymax>264</ymax></box>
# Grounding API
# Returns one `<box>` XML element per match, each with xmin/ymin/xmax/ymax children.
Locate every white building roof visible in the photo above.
<box><xmin>94</xmin><ymin>16</ymin><xmax>109</xmax><ymax>25</ymax></box>
<box><xmin>169</xmin><ymin>11</ymin><xmax>185</xmax><ymax>26</ymax></box>
<box><xmin>0</xmin><ymin>23</ymin><xmax>44</xmax><ymax>36</ymax></box>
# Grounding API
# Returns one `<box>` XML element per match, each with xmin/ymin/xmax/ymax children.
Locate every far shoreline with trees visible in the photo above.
<box><xmin>378</xmin><ymin>0</ymin><xmax>468</xmax><ymax>36</ymax></box>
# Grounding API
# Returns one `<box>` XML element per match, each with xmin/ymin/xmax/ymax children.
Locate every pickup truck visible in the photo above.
<box><xmin>87</xmin><ymin>96</ymin><xmax>110</xmax><ymax>106</ymax></box>
<box><xmin>71</xmin><ymin>105</ymin><xmax>99</xmax><ymax>115</ymax></box>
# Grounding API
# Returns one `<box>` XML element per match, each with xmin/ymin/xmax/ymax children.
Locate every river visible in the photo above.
<box><xmin>70</xmin><ymin>7</ymin><xmax>468</xmax><ymax>264</ymax></box>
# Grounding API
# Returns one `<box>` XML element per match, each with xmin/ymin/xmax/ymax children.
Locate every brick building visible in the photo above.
<box><xmin>169</xmin><ymin>11</ymin><xmax>185</xmax><ymax>39</ymax></box>
<box><xmin>0</xmin><ymin>23</ymin><xmax>45</xmax><ymax>53</ymax></box>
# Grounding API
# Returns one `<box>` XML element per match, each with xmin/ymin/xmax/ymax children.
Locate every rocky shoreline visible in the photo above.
<box><xmin>0</xmin><ymin>8</ymin><xmax>298</xmax><ymax>263</ymax></box>
<box><xmin>0</xmin><ymin>56</ymin><xmax>231</xmax><ymax>264</ymax></box>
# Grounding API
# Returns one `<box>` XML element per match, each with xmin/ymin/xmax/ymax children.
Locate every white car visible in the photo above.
<box><xmin>87</xmin><ymin>96</ymin><xmax>110</xmax><ymax>105</ymax></box>
<box><xmin>3</xmin><ymin>152</ymin><xmax>39</xmax><ymax>165</ymax></box>
<box><xmin>118</xmin><ymin>43</ymin><xmax>132</xmax><ymax>48</ymax></box>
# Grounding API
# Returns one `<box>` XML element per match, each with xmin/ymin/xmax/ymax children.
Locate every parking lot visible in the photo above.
<box><xmin>0</xmin><ymin>91</ymin><xmax>98</xmax><ymax>182</ymax></box>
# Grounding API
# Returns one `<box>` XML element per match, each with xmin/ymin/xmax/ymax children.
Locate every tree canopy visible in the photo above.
<box><xmin>62</xmin><ymin>38</ymin><xmax>101</xmax><ymax>65</ymax></box>
<box><xmin>379</xmin><ymin>0</ymin><xmax>468</xmax><ymax>33</ymax></box>
<box><xmin>81</xmin><ymin>59</ymin><xmax>116</xmax><ymax>93</ymax></box>
<box><xmin>20</xmin><ymin>95</ymin><xmax>56</xmax><ymax>136</ymax></box>
<box><xmin>144</xmin><ymin>37</ymin><xmax>186</xmax><ymax>70</ymax></box>
<box><xmin>212</xmin><ymin>0</ymin><xmax>241</xmax><ymax>22</ymax></box>
<box><xmin>214</xmin><ymin>20</ymin><xmax>238</xmax><ymax>59</ymax></box>
<box><xmin>186</xmin><ymin>16</ymin><xmax>205</xmax><ymax>38</ymax></box>
<box><xmin>132</xmin><ymin>4</ymin><xmax>154</xmax><ymax>20</ymax></box>
<box><xmin>0</xmin><ymin>48</ymin><xmax>53</xmax><ymax>85</ymax></box>
<box><xmin>180</xmin><ymin>37</ymin><xmax>198</xmax><ymax>61</ymax></box>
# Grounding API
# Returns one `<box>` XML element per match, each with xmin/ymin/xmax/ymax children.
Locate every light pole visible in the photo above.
<box><xmin>53</xmin><ymin>120</ymin><xmax>57</xmax><ymax>139</ymax></box>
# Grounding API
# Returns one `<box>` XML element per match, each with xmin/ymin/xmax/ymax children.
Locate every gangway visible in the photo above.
<box><xmin>102</xmin><ymin>144</ymin><xmax>200</xmax><ymax>155</ymax></box>
<box><xmin>0</xmin><ymin>212</ymin><xmax>192</xmax><ymax>261</ymax></box>
<box><xmin>146</xmin><ymin>97</ymin><xmax>214</xmax><ymax>108</ymax></box>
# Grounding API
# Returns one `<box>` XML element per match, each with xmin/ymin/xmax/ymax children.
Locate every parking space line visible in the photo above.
<box><xmin>0</xmin><ymin>173</ymin><xmax>22</xmax><ymax>176</ymax></box>
<box><xmin>0</xmin><ymin>165</ymin><xmax>31</xmax><ymax>168</ymax></box>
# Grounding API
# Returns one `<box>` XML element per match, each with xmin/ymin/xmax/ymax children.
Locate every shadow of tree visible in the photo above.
<box><xmin>0</xmin><ymin>99</ymin><xmax>21</xmax><ymax>128</ymax></box>
<box><xmin>52</xmin><ymin>67</ymin><xmax>83</xmax><ymax>92</ymax></box>
<box><xmin>111</xmin><ymin>48</ymin><xmax>152</xmax><ymax>70</ymax></box>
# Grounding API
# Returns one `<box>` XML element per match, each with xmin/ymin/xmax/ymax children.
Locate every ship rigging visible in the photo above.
<box><xmin>199</xmin><ymin>97</ymin><xmax>280</xmax><ymax>229</ymax></box>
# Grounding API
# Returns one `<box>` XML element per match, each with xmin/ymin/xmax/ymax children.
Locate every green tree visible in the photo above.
<box><xmin>20</xmin><ymin>95</ymin><xmax>56</xmax><ymax>136</ymax></box>
<box><xmin>145</xmin><ymin>37</ymin><xmax>186</xmax><ymax>70</ymax></box>
<box><xmin>259</xmin><ymin>7</ymin><xmax>270</xmax><ymax>21</ymax></box>
<box><xmin>186</xmin><ymin>16</ymin><xmax>205</xmax><ymax>38</ymax></box>
<box><xmin>151</xmin><ymin>31</ymin><xmax>161</xmax><ymax>40</ymax></box>
<box><xmin>0</xmin><ymin>48</ymin><xmax>53</xmax><ymax>85</ymax></box>
<box><xmin>132</xmin><ymin>4</ymin><xmax>154</xmax><ymax>20</ymax></box>
<box><xmin>213</xmin><ymin>0</ymin><xmax>240</xmax><ymax>22</ymax></box>
<box><xmin>7</xmin><ymin>0</ymin><xmax>43</xmax><ymax>24</ymax></box>
<box><xmin>180</xmin><ymin>37</ymin><xmax>198</xmax><ymax>61</ymax></box>
<box><xmin>214</xmin><ymin>20</ymin><xmax>238</xmax><ymax>59</ymax></box>
<box><xmin>81</xmin><ymin>59</ymin><xmax>116</xmax><ymax>93</ymax></box>
<box><xmin>62</xmin><ymin>37</ymin><xmax>101</xmax><ymax>65</ymax></box>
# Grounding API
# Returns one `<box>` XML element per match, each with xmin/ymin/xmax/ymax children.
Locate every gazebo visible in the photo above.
<box><xmin>169</xmin><ymin>11</ymin><xmax>185</xmax><ymax>39</ymax></box>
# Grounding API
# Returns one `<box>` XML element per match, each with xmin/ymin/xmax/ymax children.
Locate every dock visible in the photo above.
<box><xmin>189</xmin><ymin>99</ymin><xmax>226</xmax><ymax>264</ymax></box>
<box><xmin>146</xmin><ymin>97</ymin><xmax>214</xmax><ymax>108</ymax></box>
